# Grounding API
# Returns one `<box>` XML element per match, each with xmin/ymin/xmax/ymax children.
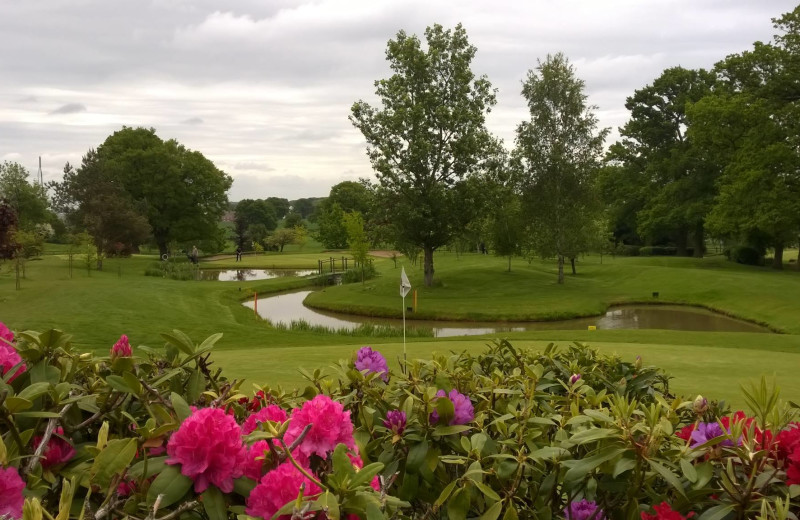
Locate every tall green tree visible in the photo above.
<box><xmin>234</xmin><ymin>199</ymin><xmax>277</xmax><ymax>249</ymax></box>
<box><xmin>343</xmin><ymin>211</ymin><xmax>370</xmax><ymax>283</ymax></box>
<box><xmin>689</xmin><ymin>7</ymin><xmax>800</xmax><ymax>269</ymax></box>
<box><xmin>95</xmin><ymin>127</ymin><xmax>232</xmax><ymax>256</ymax></box>
<box><xmin>350</xmin><ymin>24</ymin><xmax>497</xmax><ymax>286</ymax></box>
<box><xmin>0</xmin><ymin>161</ymin><xmax>49</xmax><ymax>230</ymax></box>
<box><xmin>605</xmin><ymin>67</ymin><xmax>715</xmax><ymax>255</ymax></box>
<box><xmin>315</xmin><ymin>181</ymin><xmax>374</xmax><ymax>249</ymax></box>
<box><xmin>514</xmin><ymin>53</ymin><xmax>608</xmax><ymax>284</ymax></box>
<box><xmin>56</xmin><ymin>151</ymin><xmax>151</xmax><ymax>264</ymax></box>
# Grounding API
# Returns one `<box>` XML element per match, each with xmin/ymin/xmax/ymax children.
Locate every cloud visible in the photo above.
<box><xmin>1</xmin><ymin>0</ymin><xmax>797</xmax><ymax>198</ymax></box>
<box><xmin>49</xmin><ymin>103</ymin><xmax>87</xmax><ymax>115</ymax></box>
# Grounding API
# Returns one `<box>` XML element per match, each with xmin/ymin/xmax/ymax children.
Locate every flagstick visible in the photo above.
<box><xmin>402</xmin><ymin>293</ymin><xmax>407</xmax><ymax>374</ymax></box>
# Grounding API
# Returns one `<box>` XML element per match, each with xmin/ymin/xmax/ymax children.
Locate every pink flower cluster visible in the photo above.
<box><xmin>246</xmin><ymin>462</ymin><xmax>321</xmax><ymax>519</ymax></box>
<box><xmin>33</xmin><ymin>427</ymin><xmax>76</xmax><ymax>469</ymax></box>
<box><xmin>355</xmin><ymin>346</ymin><xmax>389</xmax><ymax>382</ymax></box>
<box><xmin>430</xmin><ymin>389</ymin><xmax>474</xmax><ymax>426</ymax></box>
<box><xmin>0</xmin><ymin>322</ymin><xmax>25</xmax><ymax>383</ymax></box>
<box><xmin>241</xmin><ymin>404</ymin><xmax>288</xmax><ymax>435</ymax></box>
<box><xmin>0</xmin><ymin>466</ymin><xmax>25</xmax><ymax>520</ymax></box>
<box><xmin>166</xmin><ymin>407</ymin><xmax>247</xmax><ymax>492</ymax></box>
<box><xmin>284</xmin><ymin>394</ymin><xmax>356</xmax><ymax>463</ymax></box>
<box><xmin>110</xmin><ymin>334</ymin><xmax>132</xmax><ymax>358</ymax></box>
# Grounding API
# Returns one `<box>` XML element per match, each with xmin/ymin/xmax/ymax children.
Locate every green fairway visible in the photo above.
<box><xmin>2</xmin><ymin>250</ymin><xmax>799</xmax><ymax>408</ymax></box>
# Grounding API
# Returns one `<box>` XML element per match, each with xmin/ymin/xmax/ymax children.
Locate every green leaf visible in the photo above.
<box><xmin>350</xmin><ymin>462</ymin><xmax>384</xmax><ymax>489</ymax></box>
<box><xmin>697</xmin><ymin>504</ymin><xmax>735</xmax><ymax>520</ymax></box>
<box><xmin>502</xmin><ymin>505</ymin><xmax>519</xmax><ymax>520</ymax></box>
<box><xmin>147</xmin><ymin>465</ymin><xmax>193</xmax><ymax>507</ymax></box>
<box><xmin>365</xmin><ymin>502</ymin><xmax>383</xmax><ymax>520</ymax></box>
<box><xmin>91</xmin><ymin>438</ymin><xmax>138</xmax><ymax>488</ymax></box>
<box><xmin>434</xmin><ymin>481</ymin><xmax>457</xmax><ymax>508</ymax></box>
<box><xmin>161</xmin><ymin>330</ymin><xmax>195</xmax><ymax>356</ymax></box>
<box><xmin>105</xmin><ymin>375</ymin><xmax>137</xmax><ymax>394</ymax></box>
<box><xmin>569</xmin><ymin>428</ymin><xmax>616</xmax><ymax>445</ymax></box>
<box><xmin>121</xmin><ymin>372</ymin><xmax>143</xmax><ymax>396</ymax></box>
<box><xmin>613</xmin><ymin>458</ymin><xmax>636</xmax><ymax>478</ymax></box>
<box><xmin>196</xmin><ymin>333</ymin><xmax>223</xmax><ymax>353</ymax></box>
<box><xmin>474</xmin><ymin>481</ymin><xmax>501</xmax><ymax>502</ymax></box>
<box><xmin>15</xmin><ymin>411</ymin><xmax>60</xmax><ymax>418</ymax></box>
<box><xmin>170</xmin><ymin>392</ymin><xmax>192</xmax><ymax>422</ymax></box>
<box><xmin>317</xmin><ymin>491</ymin><xmax>339</xmax><ymax>520</ymax></box>
<box><xmin>4</xmin><ymin>396</ymin><xmax>32</xmax><ymax>413</ymax></box>
<box><xmin>128</xmin><ymin>456</ymin><xmax>168</xmax><ymax>480</ymax></box>
<box><xmin>648</xmin><ymin>460</ymin><xmax>686</xmax><ymax>498</ymax></box>
<box><xmin>202</xmin><ymin>486</ymin><xmax>227</xmax><ymax>520</ymax></box>
<box><xmin>583</xmin><ymin>409</ymin><xmax>614</xmax><ymax>423</ymax></box>
<box><xmin>680</xmin><ymin>458</ymin><xmax>697</xmax><ymax>483</ymax></box>
<box><xmin>564</xmin><ymin>447</ymin><xmax>626</xmax><ymax>482</ymax></box>
<box><xmin>435</xmin><ymin>396</ymin><xmax>455</xmax><ymax>426</ymax></box>
<box><xmin>479</xmin><ymin>501</ymin><xmax>503</xmax><ymax>520</ymax></box>
<box><xmin>447</xmin><ymin>488</ymin><xmax>470</xmax><ymax>520</ymax></box>
<box><xmin>406</xmin><ymin>442</ymin><xmax>428</xmax><ymax>474</ymax></box>
<box><xmin>18</xmin><ymin>382</ymin><xmax>52</xmax><ymax>401</ymax></box>
<box><xmin>693</xmin><ymin>461</ymin><xmax>714</xmax><ymax>489</ymax></box>
<box><xmin>433</xmin><ymin>425</ymin><xmax>472</xmax><ymax>436</ymax></box>
<box><xmin>233</xmin><ymin>476</ymin><xmax>257</xmax><ymax>497</ymax></box>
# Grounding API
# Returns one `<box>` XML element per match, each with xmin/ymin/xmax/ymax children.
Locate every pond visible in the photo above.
<box><xmin>243</xmin><ymin>290</ymin><xmax>770</xmax><ymax>337</ymax></box>
<box><xmin>200</xmin><ymin>269</ymin><xmax>317</xmax><ymax>281</ymax></box>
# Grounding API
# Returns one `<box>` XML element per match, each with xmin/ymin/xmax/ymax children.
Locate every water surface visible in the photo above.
<box><xmin>243</xmin><ymin>290</ymin><xmax>770</xmax><ymax>337</ymax></box>
<box><xmin>201</xmin><ymin>269</ymin><xmax>317</xmax><ymax>281</ymax></box>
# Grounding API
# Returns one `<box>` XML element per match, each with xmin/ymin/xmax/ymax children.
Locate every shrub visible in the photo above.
<box><xmin>341</xmin><ymin>260</ymin><xmax>377</xmax><ymax>284</ymax></box>
<box><xmin>1</xmin><ymin>323</ymin><xmax>798</xmax><ymax>519</ymax></box>
<box><xmin>726</xmin><ymin>245</ymin><xmax>764</xmax><ymax>266</ymax></box>
<box><xmin>618</xmin><ymin>244</ymin><xmax>640</xmax><ymax>256</ymax></box>
<box><xmin>145</xmin><ymin>258</ymin><xmax>198</xmax><ymax>280</ymax></box>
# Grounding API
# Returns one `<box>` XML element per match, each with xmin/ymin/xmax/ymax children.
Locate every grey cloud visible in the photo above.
<box><xmin>50</xmin><ymin>103</ymin><xmax>87</xmax><ymax>115</ymax></box>
<box><xmin>181</xmin><ymin>117</ymin><xmax>204</xmax><ymax>125</ymax></box>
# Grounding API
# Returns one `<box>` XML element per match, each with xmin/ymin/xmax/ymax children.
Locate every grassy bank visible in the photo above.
<box><xmin>306</xmin><ymin>252</ymin><xmax>800</xmax><ymax>333</ymax></box>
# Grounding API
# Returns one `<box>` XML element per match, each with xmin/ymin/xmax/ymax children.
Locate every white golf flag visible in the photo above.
<box><xmin>400</xmin><ymin>267</ymin><xmax>411</xmax><ymax>298</ymax></box>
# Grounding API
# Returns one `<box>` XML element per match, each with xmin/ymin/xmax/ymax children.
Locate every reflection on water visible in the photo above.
<box><xmin>243</xmin><ymin>290</ymin><xmax>770</xmax><ymax>337</ymax></box>
<box><xmin>201</xmin><ymin>269</ymin><xmax>317</xmax><ymax>281</ymax></box>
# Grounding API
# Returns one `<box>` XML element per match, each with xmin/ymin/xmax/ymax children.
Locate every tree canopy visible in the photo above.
<box><xmin>350</xmin><ymin>23</ymin><xmax>496</xmax><ymax>286</ymax></box>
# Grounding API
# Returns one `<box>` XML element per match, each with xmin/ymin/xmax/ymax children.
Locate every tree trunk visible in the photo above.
<box><xmin>557</xmin><ymin>254</ymin><xmax>564</xmax><ymax>284</ymax></box>
<box><xmin>693</xmin><ymin>222</ymin><xmax>705</xmax><ymax>258</ymax></box>
<box><xmin>570</xmin><ymin>256</ymin><xmax>576</xmax><ymax>275</ymax></box>
<box><xmin>157</xmin><ymin>240</ymin><xmax>168</xmax><ymax>258</ymax></box>
<box><xmin>507</xmin><ymin>256</ymin><xmax>511</xmax><ymax>272</ymax></box>
<box><xmin>773</xmin><ymin>243</ymin><xmax>784</xmax><ymax>270</ymax></box>
<box><xmin>675</xmin><ymin>230</ymin><xmax>688</xmax><ymax>257</ymax></box>
<box><xmin>423</xmin><ymin>245</ymin><xmax>435</xmax><ymax>287</ymax></box>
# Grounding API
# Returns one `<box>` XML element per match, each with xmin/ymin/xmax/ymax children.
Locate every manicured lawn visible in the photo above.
<box><xmin>2</xmin><ymin>249</ymin><xmax>799</xmax><ymax>409</ymax></box>
<box><xmin>306</xmin><ymin>252</ymin><xmax>800</xmax><ymax>333</ymax></box>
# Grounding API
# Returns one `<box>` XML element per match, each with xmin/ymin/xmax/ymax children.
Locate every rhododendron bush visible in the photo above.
<box><xmin>1</xmin><ymin>325</ymin><xmax>800</xmax><ymax>520</ymax></box>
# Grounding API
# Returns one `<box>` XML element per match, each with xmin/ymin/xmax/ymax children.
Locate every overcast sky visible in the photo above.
<box><xmin>1</xmin><ymin>1</ymin><xmax>796</xmax><ymax>201</ymax></box>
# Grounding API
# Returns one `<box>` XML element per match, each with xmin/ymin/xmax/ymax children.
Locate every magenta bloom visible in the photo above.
<box><xmin>430</xmin><ymin>389</ymin><xmax>474</xmax><ymax>426</ymax></box>
<box><xmin>569</xmin><ymin>373</ymin><xmax>581</xmax><ymax>385</ymax></box>
<box><xmin>355</xmin><ymin>346</ymin><xmax>389</xmax><ymax>382</ymax></box>
<box><xmin>565</xmin><ymin>499</ymin><xmax>604</xmax><ymax>520</ymax></box>
<box><xmin>166</xmin><ymin>407</ymin><xmax>248</xmax><ymax>493</ymax></box>
<box><xmin>33</xmin><ymin>427</ymin><xmax>75</xmax><ymax>469</ymax></box>
<box><xmin>0</xmin><ymin>466</ymin><xmax>25</xmax><ymax>519</ymax></box>
<box><xmin>242</xmin><ymin>404</ymin><xmax>288</xmax><ymax>435</ymax></box>
<box><xmin>383</xmin><ymin>410</ymin><xmax>407</xmax><ymax>436</ymax></box>
<box><xmin>243</xmin><ymin>440</ymin><xmax>271</xmax><ymax>481</ymax></box>
<box><xmin>0</xmin><ymin>343</ymin><xmax>25</xmax><ymax>383</ymax></box>
<box><xmin>110</xmin><ymin>334</ymin><xmax>132</xmax><ymax>358</ymax></box>
<box><xmin>690</xmin><ymin>421</ymin><xmax>736</xmax><ymax>448</ymax></box>
<box><xmin>246</xmin><ymin>461</ymin><xmax>322</xmax><ymax>520</ymax></box>
<box><xmin>0</xmin><ymin>322</ymin><xmax>13</xmax><ymax>345</ymax></box>
<box><xmin>283</xmin><ymin>395</ymin><xmax>356</xmax><ymax>463</ymax></box>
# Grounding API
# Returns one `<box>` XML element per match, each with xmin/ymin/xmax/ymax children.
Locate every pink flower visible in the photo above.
<box><xmin>242</xmin><ymin>405</ymin><xmax>288</xmax><ymax>435</ymax></box>
<box><xmin>355</xmin><ymin>346</ymin><xmax>389</xmax><ymax>382</ymax></box>
<box><xmin>33</xmin><ymin>427</ymin><xmax>75</xmax><ymax>469</ymax></box>
<box><xmin>284</xmin><ymin>395</ymin><xmax>355</xmax><ymax>463</ymax></box>
<box><xmin>110</xmin><ymin>334</ymin><xmax>132</xmax><ymax>358</ymax></box>
<box><xmin>166</xmin><ymin>407</ymin><xmax>248</xmax><ymax>493</ymax></box>
<box><xmin>430</xmin><ymin>389</ymin><xmax>474</xmax><ymax>426</ymax></box>
<box><xmin>243</xmin><ymin>440</ymin><xmax>271</xmax><ymax>481</ymax></box>
<box><xmin>246</xmin><ymin>461</ymin><xmax>321</xmax><ymax>520</ymax></box>
<box><xmin>0</xmin><ymin>321</ymin><xmax>13</xmax><ymax>345</ymax></box>
<box><xmin>0</xmin><ymin>343</ymin><xmax>25</xmax><ymax>383</ymax></box>
<box><xmin>0</xmin><ymin>466</ymin><xmax>25</xmax><ymax>520</ymax></box>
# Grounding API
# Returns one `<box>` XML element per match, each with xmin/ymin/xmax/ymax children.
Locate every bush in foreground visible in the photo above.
<box><xmin>1</xmin><ymin>322</ymin><xmax>799</xmax><ymax>519</ymax></box>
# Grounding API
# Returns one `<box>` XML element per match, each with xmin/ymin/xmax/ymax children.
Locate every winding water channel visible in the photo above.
<box><xmin>242</xmin><ymin>289</ymin><xmax>770</xmax><ymax>337</ymax></box>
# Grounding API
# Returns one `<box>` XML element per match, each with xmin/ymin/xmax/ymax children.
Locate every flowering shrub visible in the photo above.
<box><xmin>1</xmin><ymin>321</ymin><xmax>799</xmax><ymax>519</ymax></box>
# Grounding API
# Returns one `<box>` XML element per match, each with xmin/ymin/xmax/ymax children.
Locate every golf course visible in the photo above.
<box><xmin>3</xmin><ymin>246</ymin><xmax>799</xmax><ymax>408</ymax></box>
